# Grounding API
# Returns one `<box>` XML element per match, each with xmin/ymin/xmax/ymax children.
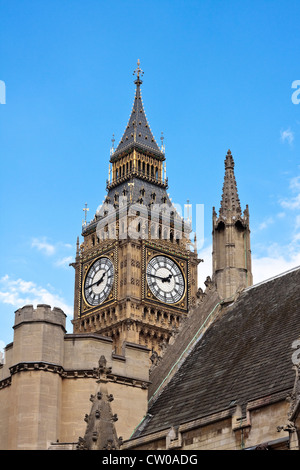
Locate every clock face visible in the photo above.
<box><xmin>146</xmin><ymin>255</ymin><xmax>185</xmax><ymax>304</ymax></box>
<box><xmin>84</xmin><ymin>257</ymin><xmax>114</xmax><ymax>306</ymax></box>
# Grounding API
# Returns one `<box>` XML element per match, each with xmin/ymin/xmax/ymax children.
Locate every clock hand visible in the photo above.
<box><xmin>162</xmin><ymin>273</ymin><xmax>172</xmax><ymax>283</ymax></box>
<box><xmin>150</xmin><ymin>273</ymin><xmax>172</xmax><ymax>283</ymax></box>
<box><xmin>89</xmin><ymin>272</ymin><xmax>106</xmax><ymax>288</ymax></box>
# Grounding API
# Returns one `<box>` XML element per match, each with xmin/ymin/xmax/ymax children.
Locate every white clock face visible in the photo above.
<box><xmin>146</xmin><ymin>255</ymin><xmax>185</xmax><ymax>304</ymax></box>
<box><xmin>84</xmin><ymin>257</ymin><xmax>114</xmax><ymax>306</ymax></box>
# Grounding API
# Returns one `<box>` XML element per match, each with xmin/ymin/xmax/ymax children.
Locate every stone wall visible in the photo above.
<box><xmin>0</xmin><ymin>304</ymin><xmax>150</xmax><ymax>450</ymax></box>
<box><xmin>122</xmin><ymin>400</ymin><xmax>291</xmax><ymax>450</ymax></box>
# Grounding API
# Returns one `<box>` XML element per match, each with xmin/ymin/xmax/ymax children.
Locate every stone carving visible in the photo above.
<box><xmin>277</xmin><ymin>338</ymin><xmax>300</xmax><ymax>450</ymax></box>
<box><xmin>77</xmin><ymin>355</ymin><xmax>121</xmax><ymax>451</ymax></box>
<box><xmin>196</xmin><ymin>287</ymin><xmax>206</xmax><ymax>303</ymax></box>
<box><xmin>204</xmin><ymin>276</ymin><xmax>214</xmax><ymax>291</ymax></box>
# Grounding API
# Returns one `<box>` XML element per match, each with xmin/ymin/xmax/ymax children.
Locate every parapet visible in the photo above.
<box><xmin>14</xmin><ymin>304</ymin><xmax>67</xmax><ymax>331</ymax></box>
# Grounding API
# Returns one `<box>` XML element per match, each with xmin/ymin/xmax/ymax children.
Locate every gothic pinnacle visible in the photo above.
<box><xmin>219</xmin><ymin>149</ymin><xmax>241</xmax><ymax>217</ymax></box>
<box><xmin>224</xmin><ymin>149</ymin><xmax>234</xmax><ymax>169</ymax></box>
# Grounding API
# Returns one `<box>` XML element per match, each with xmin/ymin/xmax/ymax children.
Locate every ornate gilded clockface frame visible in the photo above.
<box><xmin>144</xmin><ymin>248</ymin><xmax>188</xmax><ymax>309</ymax></box>
<box><xmin>146</xmin><ymin>255</ymin><xmax>185</xmax><ymax>304</ymax></box>
<box><xmin>83</xmin><ymin>256</ymin><xmax>114</xmax><ymax>307</ymax></box>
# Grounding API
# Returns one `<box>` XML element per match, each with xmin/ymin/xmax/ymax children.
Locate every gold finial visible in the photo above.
<box><xmin>160</xmin><ymin>132</ymin><xmax>165</xmax><ymax>153</ymax></box>
<box><xmin>133</xmin><ymin>59</ymin><xmax>144</xmax><ymax>83</ymax></box>
<box><xmin>82</xmin><ymin>203</ymin><xmax>89</xmax><ymax>227</ymax></box>
<box><xmin>110</xmin><ymin>133</ymin><xmax>115</xmax><ymax>155</ymax></box>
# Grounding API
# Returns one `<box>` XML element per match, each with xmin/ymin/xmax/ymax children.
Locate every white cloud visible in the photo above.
<box><xmin>280</xmin><ymin>174</ymin><xmax>300</xmax><ymax>210</ymax></box>
<box><xmin>296</xmin><ymin>216</ymin><xmax>300</xmax><ymax>229</ymax></box>
<box><xmin>252</xmin><ymin>222</ymin><xmax>300</xmax><ymax>285</ymax></box>
<box><xmin>31</xmin><ymin>237</ymin><xmax>56</xmax><ymax>256</ymax></box>
<box><xmin>197</xmin><ymin>240</ymin><xmax>300</xmax><ymax>290</ymax></box>
<box><xmin>252</xmin><ymin>252</ymin><xmax>300</xmax><ymax>284</ymax></box>
<box><xmin>280</xmin><ymin>128</ymin><xmax>294</xmax><ymax>145</ymax></box>
<box><xmin>31</xmin><ymin>237</ymin><xmax>74</xmax><ymax>268</ymax></box>
<box><xmin>54</xmin><ymin>256</ymin><xmax>73</xmax><ymax>268</ymax></box>
<box><xmin>257</xmin><ymin>216</ymin><xmax>274</xmax><ymax>231</ymax></box>
<box><xmin>197</xmin><ymin>244</ymin><xmax>212</xmax><ymax>289</ymax></box>
<box><xmin>281</xmin><ymin>193</ymin><xmax>300</xmax><ymax>210</ymax></box>
<box><xmin>0</xmin><ymin>275</ymin><xmax>72</xmax><ymax>317</ymax></box>
<box><xmin>0</xmin><ymin>340</ymin><xmax>5</xmax><ymax>360</ymax></box>
<box><xmin>63</xmin><ymin>243</ymin><xmax>73</xmax><ymax>249</ymax></box>
<box><xmin>290</xmin><ymin>176</ymin><xmax>300</xmax><ymax>192</ymax></box>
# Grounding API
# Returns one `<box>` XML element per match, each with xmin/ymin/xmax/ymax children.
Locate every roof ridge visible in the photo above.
<box><xmin>245</xmin><ymin>264</ymin><xmax>300</xmax><ymax>291</ymax></box>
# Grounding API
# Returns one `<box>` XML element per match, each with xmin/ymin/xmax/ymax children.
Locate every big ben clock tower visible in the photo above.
<box><xmin>72</xmin><ymin>61</ymin><xmax>200</xmax><ymax>355</ymax></box>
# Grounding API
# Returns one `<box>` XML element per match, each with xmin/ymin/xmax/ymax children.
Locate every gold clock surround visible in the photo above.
<box><xmin>143</xmin><ymin>245</ymin><xmax>188</xmax><ymax>311</ymax></box>
<box><xmin>81</xmin><ymin>250</ymin><xmax>116</xmax><ymax>316</ymax></box>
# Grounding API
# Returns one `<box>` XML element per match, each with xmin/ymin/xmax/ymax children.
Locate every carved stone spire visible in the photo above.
<box><xmin>77</xmin><ymin>356</ymin><xmax>121</xmax><ymax>450</ymax></box>
<box><xmin>212</xmin><ymin>150</ymin><xmax>253</xmax><ymax>300</ymax></box>
<box><xmin>219</xmin><ymin>150</ymin><xmax>242</xmax><ymax>219</ymax></box>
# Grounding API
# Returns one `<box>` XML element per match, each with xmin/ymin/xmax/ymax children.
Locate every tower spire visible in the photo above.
<box><xmin>112</xmin><ymin>60</ymin><xmax>163</xmax><ymax>158</ymax></box>
<box><xmin>212</xmin><ymin>150</ymin><xmax>253</xmax><ymax>299</ymax></box>
<box><xmin>219</xmin><ymin>150</ymin><xmax>241</xmax><ymax>218</ymax></box>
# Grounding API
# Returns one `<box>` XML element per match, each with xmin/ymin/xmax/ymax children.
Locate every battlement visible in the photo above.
<box><xmin>14</xmin><ymin>304</ymin><xmax>67</xmax><ymax>331</ymax></box>
<box><xmin>0</xmin><ymin>301</ymin><xmax>150</xmax><ymax>449</ymax></box>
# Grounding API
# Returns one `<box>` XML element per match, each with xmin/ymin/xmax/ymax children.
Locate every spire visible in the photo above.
<box><xmin>77</xmin><ymin>356</ymin><xmax>121</xmax><ymax>451</ymax></box>
<box><xmin>219</xmin><ymin>150</ymin><xmax>242</xmax><ymax>218</ymax></box>
<box><xmin>112</xmin><ymin>60</ymin><xmax>163</xmax><ymax>159</ymax></box>
<box><xmin>212</xmin><ymin>149</ymin><xmax>253</xmax><ymax>299</ymax></box>
<box><xmin>76</xmin><ymin>236</ymin><xmax>80</xmax><ymax>258</ymax></box>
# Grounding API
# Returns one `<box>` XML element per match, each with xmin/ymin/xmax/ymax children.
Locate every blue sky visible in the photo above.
<box><xmin>1</xmin><ymin>0</ymin><xmax>300</xmax><ymax>350</ymax></box>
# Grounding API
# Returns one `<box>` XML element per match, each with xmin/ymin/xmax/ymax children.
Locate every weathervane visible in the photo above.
<box><xmin>133</xmin><ymin>59</ymin><xmax>144</xmax><ymax>84</ymax></box>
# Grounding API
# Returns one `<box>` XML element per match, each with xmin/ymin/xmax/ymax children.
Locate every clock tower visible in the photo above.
<box><xmin>72</xmin><ymin>61</ymin><xmax>200</xmax><ymax>355</ymax></box>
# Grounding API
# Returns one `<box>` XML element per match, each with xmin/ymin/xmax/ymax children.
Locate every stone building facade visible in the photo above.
<box><xmin>122</xmin><ymin>266</ymin><xmax>300</xmax><ymax>451</ymax></box>
<box><xmin>0</xmin><ymin>304</ymin><xmax>149</xmax><ymax>450</ymax></box>
<box><xmin>1</xmin><ymin>62</ymin><xmax>300</xmax><ymax>450</ymax></box>
<box><xmin>71</xmin><ymin>61</ymin><xmax>199</xmax><ymax>356</ymax></box>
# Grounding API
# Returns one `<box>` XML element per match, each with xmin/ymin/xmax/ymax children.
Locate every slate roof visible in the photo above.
<box><xmin>111</xmin><ymin>78</ymin><xmax>164</xmax><ymax>160</ymax></box>
<box><xmin>133</xmin><ymin>266</ymin><xmax>300</xmax><ymax>438</ymax></box>
<box><xmin>82</xmin><ymin>177</ymin><xmax>179</xmax><ymax>236</ymax></box>
<box><xmin>107</xmin><ymin>179</ymin><xmax>171</xmax><ymax>210</ymax></box>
